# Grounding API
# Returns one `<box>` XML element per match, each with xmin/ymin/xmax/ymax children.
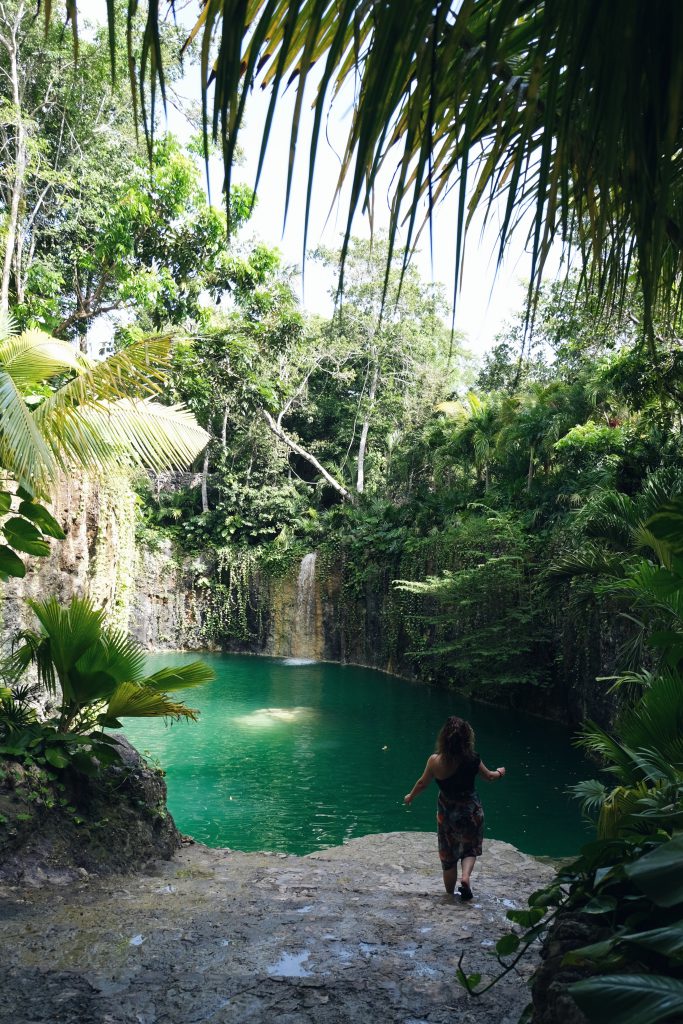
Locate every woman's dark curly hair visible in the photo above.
<box><xmin>435</xmin><ymin>716</ymin><xmax>475</xmax><ymax>762</ymax></box>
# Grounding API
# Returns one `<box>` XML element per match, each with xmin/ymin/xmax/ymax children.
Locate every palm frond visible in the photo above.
<box><xmin>104</xmin><ymin>681</ymin><xmax>199</xmax><ymax>722</ymax></box>
<box><xmin>545</xmin><ymin>547</ymin><xmax>630</xmax><ymax>588</ymax></box>
<box><xmin>0</xmin><ymin>369</ymin><xmax>58</xmax><ymax>495</ymax></box>
<box><xmin>75</xmin><ymin>629</ymin><xmax>148</xmax><ymax>688</ymax></box>
<box><xmin>0</xmin><ymin>310</ymin><xmax>18</xmax><ymax>343</ymax></box>
<box><xmin>25</xmin><ymin>597</ymin><xmax>106</xmax><ymax>699</ymax></box>
<box><xmin>34</xmin><ymin>337</ymin><xmax>172</xmax><ymax>413</ymax></box>
<box><xmin>617</xmin><ymin>671</ymin><xmax>683</xmax><ymax>765</ymax></box>
<box><xmin>570</xmin><ymin>778</ymin><xmax>608</xmax><ymax>817</ymax></box>
<box><xmin>144</xmin><ymin>662</ymin><xmax>216</xmax><ymax>692</ymax></box>
<box><xmin>0</xmin><ymin>330</ymin><xmax>88</xmax><ymax>389</ymax></box>
<box><xmin>8</xmin><ymin>630</ymin><xmax>57</xmax><ymax>696</ymax></box>
<box><xmin>41</xmin><ymin>2</ymin><xmax>683</xmax><ymax>337</ymax></box>
<box><xmin>37</xmin><ymin>399</ymin><xmax>209</xmax><ymax>476</ymax></box>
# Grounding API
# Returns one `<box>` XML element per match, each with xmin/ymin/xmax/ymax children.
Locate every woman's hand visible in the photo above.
<box><xmin>496</xmin><ymin>767</ymin><xmax>506</xmax><ymax>778</ymax></box>
<box><xmin>403</xmin><ymin>793</ymin><xmax>413</xmax><ymax>805</ymax></box>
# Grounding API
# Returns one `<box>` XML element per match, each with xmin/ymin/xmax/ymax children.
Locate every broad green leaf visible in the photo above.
<box><xmin>625</xmin><ymin>835</ymin><xmax>683</xmax><ymax>907</ymax></box>
<box><xmin>496</xmin><ymin>933</ymin><xmax>520</xmax><ymax>955</ymax></box>
<box><xmin>455</xmin><ymin>968</ymin><xmax>481</xmax><ymax>990</ymax></box>
<box><xmin>562</xmin><ymin>937</ymin><xmax>621</xmax><ymax>965</ymax></box>
<box><xmin>0</xmin><ymin>491</ymin><xmax>11</xmax><ymax>513</ymax></box>
<box><xmin>0</xmin><ymin>545</ymin><xmax>26</xmax><ymax>577</ymax></box>
<box><xmin>2</xmin><ymin>517</ymin><xmax>50</xmax><ymax>556</ymax></box>
<box><xmin>624</xmin><ymin>921</ymin><xmax>683</xmax><ymax>959</ymax></box>
<box><xmin>570</xmin><ymin>974</ymin><xmax>683</xmax><ymax>1024</ymax></box>
<box><xmin>17</xmin><ymin>501</ymin><xmax>65</xmax><ymax>539</ymax></box>
<box><xmin>581</xmin><ymin>896</ymin><xmax>618</xmax><ymax>915</ymax></box>
<box><xmin>44</xmin><ymin>747</ymin><xmax>69</xmax><ymax>769</ymax></box>
<box><xmin>506</xmin><ymin>908</ymin><xmax>547</xmax><ymax>928</ymax></box>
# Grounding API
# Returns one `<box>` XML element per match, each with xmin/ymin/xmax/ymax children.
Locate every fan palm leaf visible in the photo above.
<box><xmin>617</xmin><ymin>671</ymin><xmax>683</xmax><ymax>764</ymax></box>
<box><xmin>22</xmin><ymin>597</ymin><xmax>106</xmax><ymax>701</ymax></box>
<box><xmin>144</xmin><ymin>662</ymin><xmax>217</xmax><ymax>692</ymax></box>
<box><xmin>11</xmin><ymin>596</ymin><xmax>214</xmax><ymax>731</ymax></box>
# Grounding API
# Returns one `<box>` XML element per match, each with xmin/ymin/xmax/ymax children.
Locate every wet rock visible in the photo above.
<box><xmin>0</xmin><ymin>739</ymin><xmax>180</xmax><ymax>884</ymax></box>
<box><xmin>0</xmin><ymin>832</ymin><xmax>554</xmax><ymax>1024</ymax></box>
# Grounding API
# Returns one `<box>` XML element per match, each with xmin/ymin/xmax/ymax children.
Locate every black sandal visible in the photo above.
<box><xmin>458</xmin><ymin>882</ymin><xmax>473</xmax><ymax>901</ymax></box>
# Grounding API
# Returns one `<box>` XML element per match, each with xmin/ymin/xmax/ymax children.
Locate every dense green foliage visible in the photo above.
<box><xmin>458</xmin><ymin>506</ymin><xmax>683</xmax><ymax>1022</ymax></box>
<box><xmin>3</xmin><ymin>5</ymin><xmax>683</xmax><ymax>1020</ymax></box>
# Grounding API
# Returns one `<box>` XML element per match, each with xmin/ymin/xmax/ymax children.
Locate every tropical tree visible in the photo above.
<box><xmin>313</xmin><ymin>238</ymin><xmax>459</xmax><ymax>495</ymax></box>
<box><xmin>39</xmin><ymin>2</ymin><xmax>683</xmax><ymax>345</ymax></box>
<box><xmin>8</xmin><ymin>596</ymin><xmax>214</xmax><ymax>734</ymax></box>
<box><xmin>0</xmin><ymin>2</ymin><xmax>254</xmax><ymax>341</ymax></box>
<box><xmin>440</xmin><ymin>394</ymin><xmax>501</xmax><ymax>491</ymax></box>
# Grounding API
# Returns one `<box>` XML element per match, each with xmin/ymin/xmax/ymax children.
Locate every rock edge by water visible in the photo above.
<box><xmin>0</xmin><ymin>832</ymin><xmax>557</xmax><ymax>1024</ymax></box>
<box><xmin>0</xmin><ymin>738</ymin><xmax>179</xmax><ymax>885</ymax></box>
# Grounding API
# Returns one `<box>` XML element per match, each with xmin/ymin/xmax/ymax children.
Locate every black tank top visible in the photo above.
<box><xmin>435</xmin><ymin>754</ymin><xmax>481</xmax><ymax>798</ymax></box>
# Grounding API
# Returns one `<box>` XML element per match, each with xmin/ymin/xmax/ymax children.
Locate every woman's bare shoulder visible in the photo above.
<box><xmin>429</xmin><ymin>753</ymin><xmax>451</xmax><ymax>778</ymax></box>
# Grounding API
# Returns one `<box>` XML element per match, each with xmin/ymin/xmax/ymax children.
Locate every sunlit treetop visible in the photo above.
<box><xmin>41</xmin><ymin>0</ymin><xmax>683</xmax><ymax>345</ymax></box>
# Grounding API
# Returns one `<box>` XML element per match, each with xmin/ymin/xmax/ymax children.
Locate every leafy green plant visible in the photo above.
<box><xmin>395</xmin><ymin>511</ymin><xmax>551</xmax><ymax>689</ymax></box>
<box><xmin>457</xmin><ymin>499</ymin><xmax>683</xmax><ymax>1021</ymax></box>
<box><xmin>7</xmin><ymin>596</ymin><xmax>214</xmax><ymax>735</ymax></box>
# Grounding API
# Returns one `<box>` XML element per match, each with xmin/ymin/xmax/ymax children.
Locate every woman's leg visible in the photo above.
<box><xmin>442</xmin><ymin>865</ymin><xmax>458</xmax><ymax>894</ymax></box>
<box><xmin>461</xmin><ymin>855</ymin><xmax>476</xmax><ymax>886</ymax></box>
<box><xmin>458</xmin><ymin>856</ymin><xmax>476</xmax><ymax>899</ymax></box>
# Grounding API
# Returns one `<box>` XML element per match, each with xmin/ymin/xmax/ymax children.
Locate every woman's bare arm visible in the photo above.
<box><xmin>479</xmin><ymin>761</ymin><xmax>506</xmax><ymax>782</ymax></box>
<box><xmin>404</xmin><ymin>756</ymin><xmax>436</xmax><ymax>804</ymax></box>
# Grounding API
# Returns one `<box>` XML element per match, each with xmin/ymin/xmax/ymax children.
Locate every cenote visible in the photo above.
<box><xmin>124</xmin><ymin>653</ymin><xmax>594</xmax><ymax>859</ymax></box>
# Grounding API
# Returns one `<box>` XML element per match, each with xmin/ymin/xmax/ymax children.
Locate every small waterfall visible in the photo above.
<box><xmin>294</xmin><ymin>552</ymin><xmax>318</xmax><ymax>659</ymax></box>
<box><xmin>268</xmin><ymin>550</ymin><xmax>322</xmax><ymax>660</ymax></box>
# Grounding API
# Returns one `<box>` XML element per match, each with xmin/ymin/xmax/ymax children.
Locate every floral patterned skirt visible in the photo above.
<box><xmin>436</xmin><ymin>791</ymin><xmax>484</xmax><ymax>869</ymax></box>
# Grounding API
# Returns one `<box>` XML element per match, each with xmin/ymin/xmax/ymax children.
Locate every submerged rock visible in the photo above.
<box><xmin>0</xmin><ymin>832</ymin><xmax>555</xmax><ymax>1024</ymax></box>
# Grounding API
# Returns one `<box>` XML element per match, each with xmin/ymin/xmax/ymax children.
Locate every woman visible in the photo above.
<box><xmin>403</xmin><ymin>716</ymin><xmax>505</xmax><ymax>900</ymax></box>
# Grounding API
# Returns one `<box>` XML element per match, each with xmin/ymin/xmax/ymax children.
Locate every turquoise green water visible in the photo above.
<box><xmin>124</xmin><ymin>653</ymin><xmax>594</xmax><ymax>858</ymax></box>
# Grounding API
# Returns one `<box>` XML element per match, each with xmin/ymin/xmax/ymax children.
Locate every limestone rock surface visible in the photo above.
<box><xmin>0</xmin><ymin>832</ymin><xmax>555</xmax><ymax>1024</ymax></box>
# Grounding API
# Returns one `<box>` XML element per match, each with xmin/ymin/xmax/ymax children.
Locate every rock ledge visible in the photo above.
<box><xmin>0</xmin><ymin>832</ymin><xmax>555</xmax><ymax>1024</ymax></box>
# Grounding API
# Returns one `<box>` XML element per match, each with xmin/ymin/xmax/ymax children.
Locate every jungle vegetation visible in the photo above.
<box><xmin>2</xmin><ymin>2</ymin><xmax>683</xmax><ymax>1022</ymax></box>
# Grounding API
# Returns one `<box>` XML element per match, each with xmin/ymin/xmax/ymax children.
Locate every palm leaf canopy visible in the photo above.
<box><xmin>0</xmin><ymin>328</ymin><xmax>209</xmax><ymax>496</ymax></box>
<box><xmin>11</xmin><ymin>597</ymin><xmax>214</xmax><ymax>727</ymax></box>
<box><xmin>46</xmin><ymin>0</ymin><xmax>683</xmax><ymax>340</ymax></box>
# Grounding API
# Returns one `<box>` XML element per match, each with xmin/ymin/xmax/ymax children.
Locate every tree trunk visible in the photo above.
<box><xmin>262</xmin><ymin>409</ymin><xmax>353</xmax><ymax>502</ymax></box>
<box><xmin>356</xmin><ymin>359</ymin><xmax>379</xmax><ymax>494</ymax></box>
<box><xmin>527</xmin><ymin>445</ymin><xmax>535</xmax><ymax>492</ymax></box>
<box><xmin>201</xmin><ymin>449</ymin><xmax>210</xmax><ymax>513</ymax></box>
<box><xmin>1</xmin><ymin>5</ymin><xmax>27</xmax><ymax>314</ymax></box>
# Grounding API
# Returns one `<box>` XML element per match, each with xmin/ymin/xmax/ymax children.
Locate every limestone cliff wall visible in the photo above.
<box><xmin>129</xmin><ymin>541</ymin><xmax>208</xmax><ymax>651</ymax></box>
<box><xmin>0</xmin><ymin>473</ymin><xmax>138</xmax><ymax>646</ymax></box>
